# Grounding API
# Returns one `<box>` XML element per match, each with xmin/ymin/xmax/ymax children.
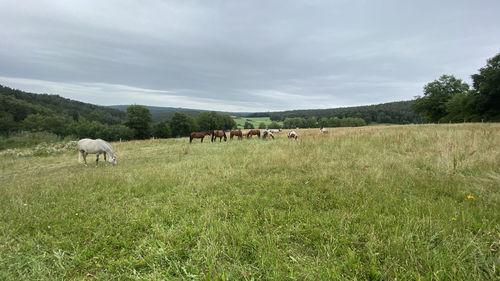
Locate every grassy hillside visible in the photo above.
<box><xmin>0</xmin><ymin>124</ymin><xmax>499</xmax><ymax>280</ymax></box>
<box><xmin>248</xmin><ymin>100</ymin><xmax>423</xmax><ymax>124</ymax></box>
<box><xmin>234</xmin><ymin>117</ymin><xmax>283</xmax><ymax>129</ymax></box>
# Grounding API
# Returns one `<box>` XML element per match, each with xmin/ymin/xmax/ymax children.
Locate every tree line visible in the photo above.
<box><xmin>247</xmin><ymin>100</ymin><xmax>424</xmax><ymax>124</ymax></box>
<box><xmin>0</xmin><ymin>86</ymin><xmax>237</xmax><ymax>140</ymax></box>
<box><xmin>2</xmin><ymin>52</ymin><xmax>497</xmax><ymax>143</ymax></box>
<box><xmin>412</xmin><ymin>53</ymin><xmax>500</xmax><ymax>122</ymax></box>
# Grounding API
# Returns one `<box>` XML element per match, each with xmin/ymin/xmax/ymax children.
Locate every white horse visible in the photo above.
<box><xmin>320</xmin><ymin>127</ymin><xmax>327</xmax><ymax>134</ymax></box>
<box><xmin>270</xmin><ymin>129</ymin><xmax>282</xmax><ymax>133</ymax></box>
<box><xmin>78</xmin><ymin>138</ymin><xmax>117</xmax><ymax>166</ymax></box>
<box><xmin>288</xmin><ymin>131</ymin><xmax>298</xmax><ymax>140</ymax></box>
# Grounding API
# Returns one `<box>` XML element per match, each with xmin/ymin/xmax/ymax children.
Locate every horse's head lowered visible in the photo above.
<box><xmin>109</xmin><ymin>153</ymin><xmax>117</xmax><ymax>165</ymax></box>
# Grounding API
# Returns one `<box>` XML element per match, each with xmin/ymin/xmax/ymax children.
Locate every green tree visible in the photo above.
<box><xmin>442</xmin><ymin>92</ymin><xmax>472</xmax><ymax>122</ymax></box>
<box><xmin>124</xmin><ymin>105</ymin><xmax>152</xmax><ymax>139</ymax></box>
<box><xmin>21</xmin><ymin>114</ymin><xmax>68</xmax><ymax>135</ymax></box>
<box><xmin>100</xmin><ymin>125</ymin><xmax>135</xmax><ymax>141</ymax></box>
<box><xmin>219</xmin><ymin>114</ymin><xmax>237</xmax><ymax>130</ymax></box>
<box><xmin>0</xmin><ymin>112</ymin><xmax>16</xmax><ymax>135</ymax></box>
<box><xmin>318</xmin><ymin>117</ymin><xmax>329</xmax><ymax>127</ymax></box>
<box><xmin>268</xmin><ymin>121</ymin><xmax>281</xmax><ymax>129</ymax></box>
<box><xmin>470</xmin><ymin>53</ymin><xmax>500</xmax><ymax>121</ymax></box>
<box><xmin>170</xmin><ymin>112</ymin><xmax>198</xmax><ymax>137</ymax></box>
<box><xmin>412</xmin><ymin>75</ymin><xmax>470</xmax><ymax>122</ymax></box>
<box><xmin>244</xmin><ymin>121</ymin><xmax>254</xmax><ymax>129</ymax></box>
<box><xmin>283</xmin><ymin>117</ymin><xmax>305</xmax><ymax>129</ymax></box>
<box><xmin>258</xmin><ymin>122</ymin><xmax>267</xmax><ymax>129</ymax></box>
<box><xmin>152</xmin><ymin>121</ymin><xmax>171</xmax><ymax>138</ymax></box>
<box><xmin>70</xmin><ymin>118</ymin><xmax>107</xmax><ymax>139</ymax></box>
<box><xmin>305</xmin><ymin>117</ymin><xmax>318</xmax><ymax>128</ymax></box>
<box><xmin>329</xmin><ymin>117</ymin><xmax>341</xmax><ymax>127</ymax></box>
<box><xmin>196</xmin><ymin>112</ymin><xmax>219</xmax><ymax>131</ymax></box>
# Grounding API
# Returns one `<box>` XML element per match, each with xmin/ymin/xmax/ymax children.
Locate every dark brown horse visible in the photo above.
<box><xmin>211</xmin><ymin>130</ymin><xmax>227</xmax><ymax>142</ymax></box>
<box><xmin>189</xmin><ymin>131</ymin><xmax>211</xmax><ymax>143</ymax></box>
<box><xmin>246</xmin><ymin>129</ymin><xmax>260</xmax><ymax>139</ymax></box>
<box><xmin>230</xmin><ymin>129</ymin><xmax>243</xmax><ymax>140</ymax></box>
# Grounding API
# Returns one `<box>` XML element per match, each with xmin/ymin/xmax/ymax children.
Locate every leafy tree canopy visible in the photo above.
<box><xmin>471</xmin><ymin>53</ymin><xmax>500</xmax><ymax>120</ymax></box>
<box><xmin>124</xmin><ymin>105</ymin><xmax>152</xmax><ymax>139</ymax></box>
<box><xmin>412</xmin><ymin>75</ymin><xmax>469</xmax><ymax>122</ymax></box>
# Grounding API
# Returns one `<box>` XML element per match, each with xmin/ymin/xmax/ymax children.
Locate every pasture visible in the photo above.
<box><xmin>0</xmin><ymin>124</ymin><xmax>499</xmax><ymax>280</ymax></box>
<box><xmin>234</xmin><ymin>117</ymin><xmax>282</xmax><ymax>129</ymax></box>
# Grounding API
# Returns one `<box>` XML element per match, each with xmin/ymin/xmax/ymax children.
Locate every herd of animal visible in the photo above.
<box><xmin>189</xmin><ymin>128</ymin><xmax>298</xmax><ymax>143</ymax></box>
<box><xmin>77</xmin><ymin>127</ymin><xmax>328</xmax><ymax>166</ymax></box>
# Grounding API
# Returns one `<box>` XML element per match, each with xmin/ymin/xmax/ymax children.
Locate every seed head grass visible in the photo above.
<box><xmin>0</xmin><ymin>124</ymin><xmax>498</xmax><ymax>280</ymax></box>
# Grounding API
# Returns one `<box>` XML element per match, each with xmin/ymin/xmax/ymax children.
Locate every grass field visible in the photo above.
<box><xmin>0</xmin><ymin>124</ymin><xmax>499</xmax><ymax>280</ymax></box>
<box><xmin>234</xmin><ymin>117</ymin><xmax>282</xmax><ymax>129</ymax></box>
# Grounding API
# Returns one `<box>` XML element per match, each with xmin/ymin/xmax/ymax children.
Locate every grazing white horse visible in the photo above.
<box><xmin>320</xmin><ymin>126</ymin><xmax>327</xmax><ymax>134</ymax></box>
<box><xmin>270</xmin><ymin>129</ymin><xmax>282</xmax><ymax>133</ymax></box>
<box><xmin>78</xmin><ymin>138</ymin><xmax>117</xmax><ymax>166</ymax></box>
<box><xmin>288</xmin><ymin>131</ymin><xmax>298</xmax><ymax>140</ymax></box>
<box><xmin>262</xmin><ymin>130</ymin><xmax>274</xmax><ymax>139</ymax></box>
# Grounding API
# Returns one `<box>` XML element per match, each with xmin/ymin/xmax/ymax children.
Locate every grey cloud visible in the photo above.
<box><xmin>1</xmin><ymin>0</ymin><xmax>499</xmax><ymax>111</ymax></box>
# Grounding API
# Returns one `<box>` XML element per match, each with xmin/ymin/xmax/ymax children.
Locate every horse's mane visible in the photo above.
<box><xmin>96</xmin><ymin>139</ymin><xmax>115</xmax><ymax>154</ymax></box>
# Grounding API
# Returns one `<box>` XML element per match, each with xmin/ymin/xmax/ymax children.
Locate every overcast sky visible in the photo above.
<box><xmin>0</xmin><ymin>0</ymin><xmax>499</xmax><ymax>112</ymax></box>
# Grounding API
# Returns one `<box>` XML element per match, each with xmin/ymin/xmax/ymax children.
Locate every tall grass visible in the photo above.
<box><xmin>0</xmin><ymin>124</ymin><xmax>498</xmax><ymax>280</ymax></box>
<box><xmin>0</xmin><ymin>131</ymin><xmax>72</xmax><ymax>150</ymax></box>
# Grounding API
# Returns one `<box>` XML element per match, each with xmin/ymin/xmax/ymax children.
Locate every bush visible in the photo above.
<box><xmin>0</xmin><ymin>131</ymin><xmax>63</xmax><ymax>150</ymax></box>
<box><xmin>244</xmin><ymin>122</ymin><xmax>254</xmax><ymax>129</ymax></box>
<box><xmin>1</xmin><ymin>140</ymin><xmax>78</xmax><ymax>157</ymax></box>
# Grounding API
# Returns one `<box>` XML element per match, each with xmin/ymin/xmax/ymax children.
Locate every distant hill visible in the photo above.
<box><xmin>109</xmin><ymin>105</ymin><xmax>246</xmax><ymax>122</ymax></box>
<box><xmin>109</xmin><ymin>105</ymin><xmax>209</xmax><ymax>121</ymax></box>
<box><xmin>0</xmin><ymin>85</ymin><xmax>125</xmax><ymax>125</ymax></box>
<box><xmin>247</xmin><ymin>101</ymin><xmax>424</xmax><ymax>124</ymax></box>
<box><xmin>1</xmin><ymin>83</ymin><xmax>422</xmax><ymax>129</ymax></box>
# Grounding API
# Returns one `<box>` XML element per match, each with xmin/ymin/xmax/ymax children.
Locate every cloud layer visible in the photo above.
<box><xmin>1</xmin><ymin>0</ymin><xmax>499</xmax><ymax>111</ymax></box>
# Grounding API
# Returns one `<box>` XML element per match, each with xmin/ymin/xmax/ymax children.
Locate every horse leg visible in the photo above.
<box><xmin>103</xmin><ymin>152</ymin><xmax>107</xmax><ymax>162</ymax></box>
<box><xmin>82</xmin><ymin>151</ymin><xmax>88</xmax><ymax>166</ymax></box>
<box><xmin>190</xmin><ymin>136</ymin><xmax>193</xmax><ymax>143</ymax></box>
<box><xmin>201</xmin><ymin>137</ymin><xmax>204</xmax><ymax>142</ymax></box>
<box><xmin>96</xmin><ymin>153</ymin><xmax>99</xmax><ymax>166</ymax></box>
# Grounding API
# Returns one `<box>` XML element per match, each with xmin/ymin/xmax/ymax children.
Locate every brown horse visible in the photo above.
<box><xmin>230</xmin><ymin>129</ymin><xmax>243</xmax><ymax>140</ymax></box>
<box><xmin>246</xmin><ymin>129</ymin><xmax>260</xmax><ymax>139</ymax></box>
<box><xmin>211</xmin><ymin>130</ymin><xmax>227</xmax><ymax>142</ymax></box>
<box><xmin>190</xmin><ymin>131</ymin><xmax>211</xmax><ymax>143</ymax></box>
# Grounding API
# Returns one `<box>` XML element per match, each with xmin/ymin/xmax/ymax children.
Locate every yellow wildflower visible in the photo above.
<box><xmin>467</xmin><ymin>195</ymin><xmax>475</xmax><ymax>200</ymax></box>
<box><xmin>451</xmin><ymin>217</ymin><xmax>457</xmax><ymax>221</ymax></box>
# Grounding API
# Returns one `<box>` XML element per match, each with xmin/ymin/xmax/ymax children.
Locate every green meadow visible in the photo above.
<box><xmin>0</xmin><ymin>124</ymin><xmax>499</xmax><ymax>280</ymax></box>
<box><xmin>234</xmin><ymin>117</ymin><xmax>282</xmax><ymax>129</ymax></box>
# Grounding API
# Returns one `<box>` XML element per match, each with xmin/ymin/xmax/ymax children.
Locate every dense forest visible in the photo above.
<box><xmin>0</xmin><ymin>85</ymin><xmax>125</xmax><ymax>125</ymax></box>
<box><xmin>248</xmin><ymin>101</ymin><xmax>424</xmax><ymax>124</ymax></box>
<box><xmin>0</xmin><ymin>85</ymin><xmax>132</xmax><ymax>140</ymax></box>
